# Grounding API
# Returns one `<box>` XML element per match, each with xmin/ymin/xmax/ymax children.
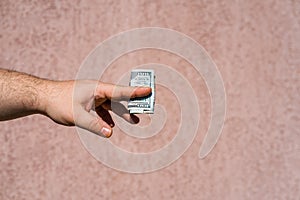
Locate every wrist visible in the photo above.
<box><xmin>36</xmin><ymin>80</ymin><xmax>75</xmax><ymax>124</ymax></box>
<box><xmin>34</xmin><ymin>79</ymin><xmax>55</xmax><ymax>115</ymax></box>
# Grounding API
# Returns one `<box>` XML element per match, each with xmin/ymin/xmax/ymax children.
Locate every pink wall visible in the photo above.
<box><xmin>0</xmin><ymin>0</ymin><xmax>299</xmax><ymax>199</ymax></box>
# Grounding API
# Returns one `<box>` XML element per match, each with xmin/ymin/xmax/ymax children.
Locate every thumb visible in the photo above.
<box><xmin>74</xmin><ymin>107</ymin><xmax>112</xmax><ymax>137</ymax></box>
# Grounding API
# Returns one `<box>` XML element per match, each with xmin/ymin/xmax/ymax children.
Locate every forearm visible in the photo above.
<box><xmin>0</xmin><ymin>69</ymin><xmax>50</xmax><ymax>120</ymax></box>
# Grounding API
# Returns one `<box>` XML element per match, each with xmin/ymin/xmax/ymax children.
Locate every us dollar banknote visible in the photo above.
<box><xmin>128</xmin><ymin>69</ymin><xmax>155</xmax><ymax>114</ymax></box>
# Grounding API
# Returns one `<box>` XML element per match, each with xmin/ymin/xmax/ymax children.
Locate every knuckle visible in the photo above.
<box><xmin>88</xmin><ymin>117</ymin><xmax>102</xmax><ymax>133</ymax></box>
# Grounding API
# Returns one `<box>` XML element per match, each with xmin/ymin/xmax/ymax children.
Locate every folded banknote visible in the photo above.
<box><xmin>128</xmin><ymin>69</ymin><xmax>155</xmax><ymax>114</ymax></box>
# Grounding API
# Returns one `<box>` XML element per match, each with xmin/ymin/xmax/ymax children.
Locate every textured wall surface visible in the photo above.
<box><xmin>0</xmin><ymin>0</ymin><xmax>299</xmax><ymax>199</ymax></box>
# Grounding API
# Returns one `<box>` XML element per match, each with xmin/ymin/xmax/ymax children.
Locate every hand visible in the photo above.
<box><xmin>43</xmin><ymin>80</ymin><xmax>151</xmax><ymax>137</ymax></box>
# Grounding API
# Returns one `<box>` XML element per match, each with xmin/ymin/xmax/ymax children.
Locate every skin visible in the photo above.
<box><xmin>0</xmin><ymin>69</ymin><xmax>151</xmax><ymax>137</ymax></box>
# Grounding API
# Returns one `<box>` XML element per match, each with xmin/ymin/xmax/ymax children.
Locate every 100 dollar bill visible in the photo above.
<box><xmin>128</xmin><ymin>69</ymin><xmax>155</xmax><ymax>114</ymax></box>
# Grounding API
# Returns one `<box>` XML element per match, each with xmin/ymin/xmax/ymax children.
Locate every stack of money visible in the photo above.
<box><xmin>128</xmin><ymin>69</ymin><xmax>155</xmax><ymax>114</ymax></box>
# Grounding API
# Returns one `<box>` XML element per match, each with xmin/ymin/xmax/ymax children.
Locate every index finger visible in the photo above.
<box><xmin>95</xmin><ymin>82</ymin><xmax>152</xmax><ymax>100</ymax></box>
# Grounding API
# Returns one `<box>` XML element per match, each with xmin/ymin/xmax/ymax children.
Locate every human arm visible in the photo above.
<box><xmin>0</xmin><ymin>69</ymin><xmax>151</xmax><ymax>137</ymax></box>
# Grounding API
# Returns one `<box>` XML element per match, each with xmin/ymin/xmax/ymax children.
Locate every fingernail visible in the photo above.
<box><xmin>101</xmin><ymin>127</ymin><xmax>112</xmax><ymax>137</ymax></box>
